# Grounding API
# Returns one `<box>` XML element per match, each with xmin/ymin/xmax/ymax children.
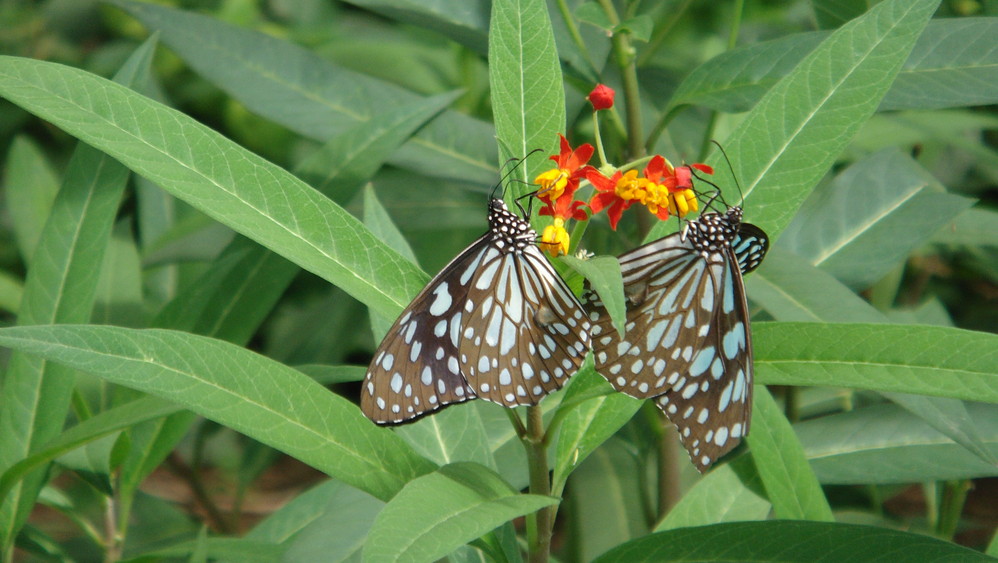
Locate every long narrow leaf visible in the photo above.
<box><xmin>0</xmin><ymin>325</ymin><xmax>436</xmax><ymax>501</ymax></box>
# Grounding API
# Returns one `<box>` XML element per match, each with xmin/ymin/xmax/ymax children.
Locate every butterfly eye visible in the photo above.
<box><xmin>362</xmin><ymin>198</ymin><xmax>592</xmax><ymax>425</ymax></box>
<box><xmin>585</xmin><ymin>205</ymin><xmax>768</xmax><ymax>472</ymax></box>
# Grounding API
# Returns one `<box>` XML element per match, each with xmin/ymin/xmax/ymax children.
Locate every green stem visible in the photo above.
<box><xmin>592</xmin><ymin>110</ymin><xmax>609</xmax><ymax>168</ymax></box>
<box><xmin>697</xmin><ymin>0</ymin><xmax>745</xmax><ymax>157</ymax></box>
<box><xmin>524</xmin><ymin>405</ymin><xmax>552</xmax><ymax>563</ymax></box>
<box><xmin>937</xmin><ymin>480</ymin><xmax>970</xmax><ymax>540</ymax></box>
<box><xmin>554</xmin><ymin>0</ymin><xmax>594</xmax><ymax>69</ymax></box>
<box><xmin>597</xmin><ymin>0</ymin><xmax>644</xmax><ymax>160</ymax></box>
<box><xmin>636</xmin><ymin>0</ymin><xmax>695</xmax><ymax>67</ymax></box>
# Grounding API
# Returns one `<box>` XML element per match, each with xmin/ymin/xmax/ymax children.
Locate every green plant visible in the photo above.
<box><xmin>0</xmin><ymin>0</ymin><xmax>996</xmax><ymax>561</ymax></box>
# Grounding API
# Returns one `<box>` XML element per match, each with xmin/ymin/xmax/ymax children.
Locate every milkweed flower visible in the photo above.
<box><xmin>541</xmin><ymin>218</ymin><xmax>572</xmax><ymax>257</ymax></box>
<box><xmin>534</xmin><ymin>135</ymin><xmax>594</xmax><ymax>256</ymax></box>
<box><xmin>534</xmin><ymin>134</ymin><xmax>595</xmax><ymax>203</ymax></box>
<box><xmin>587</xmin><ymin>157</ymin><xmax>712</xmax><ymax>229</ymax></box>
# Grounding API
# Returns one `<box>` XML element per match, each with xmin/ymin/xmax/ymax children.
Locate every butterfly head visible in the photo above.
<box><xmin>686</xmin><ymin>206</ymin><xmax>742</xmax><ymax>254</ymax></box>
<box><xmin>488</xmin><ymin>198</ymin><xmax>536</xmax><ymax>252</ymax></box>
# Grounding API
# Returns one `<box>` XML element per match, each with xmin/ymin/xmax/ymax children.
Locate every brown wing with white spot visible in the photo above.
<box><xmin>360</xmin><ymin>236</ymin><xmax>486</xmax><ymax>425</ymax></box>
<box><xmin>361</xmin><ymin>198</ymin><xmax>591</xmax><ymax>425</ymax></box>
<box><xmin>585</xmin><ymin>208</ymin><xmax>767</xmax><ymax>472</ymax></box>
<box><xmin>459</xmin><ymin>245</ymin><xmax>591</xmax><ymax>405</ymax></box>
<box><xmin>655</xmin><ymin>250</ymin><xmax>752</xmax><ymax>472</ymax></box>
<box><xmin>586</xmin><ymin>232</ymin><xmax>715</xmax><ymax>398</ymax></box>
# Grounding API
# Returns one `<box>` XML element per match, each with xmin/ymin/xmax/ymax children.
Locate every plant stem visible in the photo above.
<box><xmin>937</xmin><ymin>480</ymin><xmax>970</xmax><ymax>540</ymax></box>
<box><xmin>597</xmin><ymin>0</ymin><xmax>644</xmax><ymax>160</ymax></box>
<box><xmin>524</xmin><ymin>405</ymin><xmax>552</xmax><ymax>563</ymax></box>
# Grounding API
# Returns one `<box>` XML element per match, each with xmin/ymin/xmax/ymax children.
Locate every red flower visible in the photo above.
<box><xmin>534</xmin><ymin>134</ymin><xmax>594</xmax><ymax>203</ymax></box>
<box><xmin>587</xmin><ymin>156</ymin><xmax>712</xmax><ymax>229</ymax></box>
<box><xmin>587</xmin><ymin>84</ymin><xmax>615</xmax><ymax>111</ymax></box>
<box><xmin>533</xmin><ymin>135</ymin><xmax>594</xmax><ymax>255</ymax></box>
<box><xmin>587</xmin><ymin>167</ymin><xmax>642</xmax><ymax>230</ymax></box>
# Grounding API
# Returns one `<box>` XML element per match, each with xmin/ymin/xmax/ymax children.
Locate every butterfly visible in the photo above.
<box><xmin>361</xmin><ymin>197</ymin><xmax>592</xmax><ymax>424</ymax></box>
<box><xmin>584</xmin><ymin>205</ymin><xmax>769</xmax><ymax>471</ymax></box>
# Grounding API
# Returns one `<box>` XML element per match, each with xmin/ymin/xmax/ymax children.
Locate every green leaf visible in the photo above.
<box><xmin>552</xmin><ymin>368</ymin><xmax>640</xmax><ymax>493</ymax></box>
<box><xmin>0</xmin><ymin>55</ymin><xmax>428</xmax><ymax>319</ymax></box>
<box><xmin>363</xmin><ymin>462</ymin><xmax>558</xmax><ymax>563</ymax></box>
<box><xmin>746</xmin><ymin>247</ymin><xmax>884</xmax><ymax>323</ymax></box>
<box><xmin>152</xmin><ymin>236</ymin><xmax>298</xmax><ymax>344</ymax></box>
<box><xmin>616</xmin><ymin>15</ymin><xmax>652</xmax><ymax>42</ymax></box>
<box><xmin>566</xmin><ymin>439</ymin><xmax>649</xmax><ymax>561</ymax></box>
<box><xmin>3</xmin><ymin>136</ymin><xmax>59</xmax><ymax>263</ymax></box>
<box><xmin>0</xmin><ymin>269</ymin><xmax>24</xmax><ymax>315</ymax></box>
<box><xmin>931</xmin><ymin>207</ymin><xmax>998</xmax><ymax>248</ymax></box>
<box><xmin>755</xmin><ymin>322</ymin><xmax>998</xmax><ymax>404</ymax></box>
<box><xmin>780</xmin><ymin>148</ymin><xmax>974</xmax><ymax>289</ymax></box>
<box><xmin>0</xmin><ymin>325</ymin><xmax>436</xmax><ymax>501</ymax></box>
<box><xmin>655</xmin><ymin>456</ymin><xmax>770</xmax><ymax>531</ymax></box>
<box><xmin>655</xmin><ymin>0</ymin><xmax>941</xmax><ymax>240</ymax></box>
<box><xmin>560</xmin><ymin>254</ymin><xmax>625</xmax><ymax>338</ymax></box>
<box><xmin>798</xmin><ymin>402</ymin><xmax>998</xmax><ymax>484</ymax></box>
<box><xmin>575</xmin><ymin>3</ymin><xmax>613</xmax><ymax>31</ymax></box>
<box><xmin>592</xmin><ymin>521</ymin><xmax>995</xmax><ymax>562</ymax></box>
<box><xmin>882</xmin><ymin>18</ymin><xmax>998</xmax><ymax>110</ymax></box>
<box><xmin>343</xmin><ymin>0</ymin><xmax>489</xmax><ymax>52</ymax></box>
<box><xmin>132</xmin><ymin>538</ymin><xmax>283</xmax><ymax>562</ymax></box>
<box><xmin>812</xmin><ymin>0</ymin><xmax>870</xmax><ymax>29</ymax></box>
<box><xmin>670</xmin><ymin>19</ymin><xmax>998</xmax><ymax>116</ymax></box>
<box><xmin>747</xmin><ymin>388</ymin><xmax>834</xmax><ymax>521</ymax></box>
<box><xmin>489</xmin><ymin>0</ymin><xmax>565</xmax><ymax>183</ymax></box>
<box><xmin>294</xmin><ymin>365</ymin><xmax>366</xmax><ymax>386</ymax></box>
<box><xmin>297</xmin><ymin>91</ymin><xmax>461</xmax><ymax>200</ymax></box>
<box><xmin>0</xmin><ymin>40</ymin><xmax>148</xmax><ymax>545</ymax></box>
<box><xmin>746</xmin><ymin>251</ymin><xmax>996</xmax><ymax>466</ymax></box>
<box><xmin>0</xmin><ymin>396</ymin><xmax>181</xmax><ymax>503</ymax></box>
<box><xmin>237</xmin><ymin>480</ymin><xmax>383</xmax><ymax>563</ymax></box>
<box><xmin>109</xmin><ymin>0</ymin><xmax>498</xmax><ymax>185</ymax></box>
<box><xmin>882</xmin><ymin>392</ymin><xmax>998</xmax><ymax>466</ymax></box>
<box><xmin>395</xmin><ymin>404</ymin><xmax>497</xmax><ymax>470</ymax></box>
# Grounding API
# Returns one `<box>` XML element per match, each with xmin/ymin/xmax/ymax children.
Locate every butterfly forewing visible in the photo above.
<box><xmin>362</xmin><ymin>198</ymin><xmax>591</xmax><ymax>425</ymax></box>
<box><xmin>586</xmin><ymin>207</ymin><xmax>768</xmax><ymax>471</ymax></box>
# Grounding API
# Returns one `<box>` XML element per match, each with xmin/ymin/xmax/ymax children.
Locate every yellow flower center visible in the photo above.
<box><xmin>535</xmin><ymin>168</ymin><xmax>570</xmax><ymax>201</ymax></box>
<box><xmin>541</xmin><ymin>218</ymin><xmax>570</xmax><ymax>257</ymax></box>
<box><xmin>668</xmin><ymin>189</ymin><xmax>699</xmax><ymax>217</ymax></box>
<box><xmin>614</xmin><ymin>170</ymin><xmax>647</xmax><ymax>202</ymax></box>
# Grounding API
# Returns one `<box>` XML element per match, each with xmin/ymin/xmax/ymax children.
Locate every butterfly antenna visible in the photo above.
<box><xmin>689</xmin><ymin>168</ymin><xmax>726</xmax><ymax>213</ymax></box>
<box><xmin>710</xmin><ymin>140</ymin><xmax>745</xmax><ymax>207</ymax></box>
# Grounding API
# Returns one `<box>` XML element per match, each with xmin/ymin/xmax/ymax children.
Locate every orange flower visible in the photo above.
<box><xmin>534</xmin><ymin>135</ymin><xmax>593</xmax><ymax>255</ymax></box>
<box><xmin>587</xmin><ymin>157</ymin><xmax>711</xmax><ymax>228</ymax></box>
<box><xmin>534</xmin><ymin>134</ymin><xmax>594</xmax><ymax>203</ymax></box>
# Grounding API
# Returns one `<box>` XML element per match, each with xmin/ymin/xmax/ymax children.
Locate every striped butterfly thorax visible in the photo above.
<box><xmin>584</xmin><ymin>206</ymin><xmax>769</xmax><ymax>471</ymax></box>
<box><xmin>361</xmin><ymin>198</ymin><xmax>592</xmax><ymax>425</ymax></box>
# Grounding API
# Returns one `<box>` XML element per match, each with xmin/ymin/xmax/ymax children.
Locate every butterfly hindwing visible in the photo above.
<box><xmin>362</xmin><ymin>198</ymin><xmax>591</xmax><ymax>425</ymax></box>
<box><xmin>362</xmin><ymin>235</ymin><xmax>485</xmax><ymax>424</ymax></box>
<box><xmin>586</xmin><ymin>207</ymin><xmax>768</xmax><ymax>471</ymax></box>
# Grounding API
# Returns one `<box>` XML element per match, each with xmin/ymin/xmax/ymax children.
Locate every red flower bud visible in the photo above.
<box><xmin>588</xmin><ymin>84</ymin><xmax>615</xmax><ymax>111</ymax></box>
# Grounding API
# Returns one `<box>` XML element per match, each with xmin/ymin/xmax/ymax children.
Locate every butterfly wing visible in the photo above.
<box><xmin>733</xmin><ymin>223</ymin><xmax>769</xmax><ymax>275</ymax></box>
<box><xmin>587</xmin><ymin>213</ymin><xmax>768</xmax><ymax>471</ymax></box>
<box><xmin>362</xmin><ymin>198</ymin><xmax>592</xmax><ymax>425</ymax></box>
<box><xmin>587</xmin><ymin>232</ymin><xmax>716</xmax><ymax>398</ymax></box>
<box><xmin>655</xmin><ymin>246</ymin><xmax>752</xmax><ymax>472</ymax></box>
<box><xmin>361</xmin><ymin>235</ymin><xmax>486</xmax><ymax>425</ymax></box>
<box><xmin>460</xmin><ymin>243</ymin><xmax>591</xmax><ymax>405</ymax></box>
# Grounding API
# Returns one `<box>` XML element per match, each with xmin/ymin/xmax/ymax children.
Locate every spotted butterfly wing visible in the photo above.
<box><xmin>585</xmin><ymin>207</ymin><xmax>768</xmax><ymax>471</ymax></box>
<box><xmin>362</xmin><ymin>198</ymin><xmax>592</xmax><ymax>424</ymax></box>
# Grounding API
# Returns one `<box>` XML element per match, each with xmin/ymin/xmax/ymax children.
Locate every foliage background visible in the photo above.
<box><xmin>0</xmin><ymin>0</ymin><xmax>996</xmax><ymax>561</ymax></box>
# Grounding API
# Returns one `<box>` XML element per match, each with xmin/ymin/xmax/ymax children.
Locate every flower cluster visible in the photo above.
<box><xmin>535</xmin><ymin>135</ymin><xmax>594</xmax><ymax>256</ymax></box>
<box><xmin>587</xmin><ymin>157</ymin><xmax>707</xmax><ymax>230</ymax></box>
<box><xmin>529</xmin><ymin>83</ymin><xmax>712</xmax><ymax>256</ymax></box>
